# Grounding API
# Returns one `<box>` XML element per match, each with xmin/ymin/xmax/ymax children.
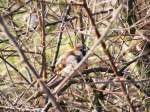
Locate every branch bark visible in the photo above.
<box><xmin>0</xmin><ymin>16</ymin><xmax>64</xmax><ymax>112</ymax></box>
<box><xmin>38</xmin><ymin>0</ymin><xmax>47</xmax><ymax>79</ymax></box>
<box><xmin>51</xmin><ymin>4</ymin><xmax>71</xmax><ymax>72</ymax></box>
<box><xmin>53</xmin><ymin>3</ymin><xmax>123</xmax><ymax>96</ymax></box>
<box><xmin>82</xmin><ymin>1</ymin><xmax>135</xmax><ymax>111</ymax></box>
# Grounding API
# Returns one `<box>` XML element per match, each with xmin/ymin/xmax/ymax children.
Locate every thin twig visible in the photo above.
<box><xmin>38</xmin><ymin>0</ymin><xmax>47</xmax><ymax>79</ymax></box>
<box><xmin>0</xmin><ymin>15</ymin><xmax>64</xmax><ymax>112</ymax></box>
<box><xmin>0</xmin><ymin>90</ymin><xmax>14</xmax><ymax>106</ymax></box>
<box><xmin>53</xmin><ymin>2</ymin><xmax>123</xmax><ymax>96</ymax></box>
<box><xmin>13</xmin><ymin>81</ymin><xmax>36</xmax><ymax>106</ymax></box>
<box><xmin>51</xmin><ymin>4</ymin><xmax>71</xmax><ymax>72</ymax></box>
<box><xmin>0</xmin><ymin>55</ymin><xmax>31</xmax><ymax>84</ymax></box>
<box><xmin>0</xmin><ymin>105</ymin><xmax>42</xmax><ymax>112</ymax></box>
<box><xmin>2</xmin><ymin>0</ymin><xmax>32</xmax><ymax>17</ymax></box>
<box><xmin>82</xmin><ymin>1</ymin><xmax>135</xmax><ymax>112</ymax></box>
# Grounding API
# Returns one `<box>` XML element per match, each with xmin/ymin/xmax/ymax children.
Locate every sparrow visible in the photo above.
<box><xmin>54</xmin><ymin>44</ymin><xmax>87</xmax><ymax>76</ymax></box>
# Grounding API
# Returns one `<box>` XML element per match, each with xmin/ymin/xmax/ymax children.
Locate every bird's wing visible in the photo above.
<box><xmin>54</xmin><ymin>54</ymin><xmax>67</xmax><ymax>74</ymax></box>
<box><xmin>66</xmin><ymin>55</ymin><xmax>78</xmax><ymax>65</ymax></box>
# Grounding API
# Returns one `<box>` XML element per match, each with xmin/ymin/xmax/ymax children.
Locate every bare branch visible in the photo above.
<box><xmin>51</xmin><ymin>4</ymin><xmax>71</xmax><ymax>72</ymax></box>
<box><xmin>0</xmin><ymin>16</ymin><xmax>64</xmax><ymax>112</ymax></box>
<box><xmin>53</xmin><ymin>3</ymin><xmax>123</xmax><ymax>95</ymax></box>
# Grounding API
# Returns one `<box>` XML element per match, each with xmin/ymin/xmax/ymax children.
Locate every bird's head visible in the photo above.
<box><xmin>75</xmin><ymin>44</ymin><xmax>87</xmax><ymax>56</ymax></box>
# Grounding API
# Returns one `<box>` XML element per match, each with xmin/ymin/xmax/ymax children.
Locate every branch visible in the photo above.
<box><xmin>45</xmin><ymin>16</ymin><xmax>77</xmax><ymax>27</ymax></box>
<box><xmin>83</xmin><ymin>66</ymin><xmax>114</xmax><ymax>74</ymax></box>
<box><xmin>0</xmin><ymin>55</ymin><xmax>31</xmax><ymax>84</ymax></box>
<box><xmin>0</xmin><ymin>16</ymin><xmax>64</xmax><ymax>112</ymax></box>
<box><xmin>51</xmin><ymin>4</ymin><xmax>71</xmax><ymax>72</ymax></box>
<box><xmin>0</xmin><ymin>105</ymin><xmax>41</xmax><ymax>112</ymax></box>
<box><xmin>38</xmin><ymin>0</ymin><xmax>47</xmax><ymax>79</ymax></box>
<box><xmin>2</xmin><ymin>0</ymin><xmax>32</xmax><ymax>17</ymax></box>
<box><xmin>53</xmin><ymin>2</ymin><xmax>123</xmax><ymax>95</ymax></box>
<box><xmin>83</xmin><ymin>1</ymin><xmax>135</xmax><ymax>112</ymax></box>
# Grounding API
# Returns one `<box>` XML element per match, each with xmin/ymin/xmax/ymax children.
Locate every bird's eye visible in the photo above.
<box><xmin>79</xmin><ymin>46</ymin><xmax>85</xmax><ymax>51</ymax></box>
<box><xmin>79</xmin><ymin>46</ymin><xmax>87</xmax><ymax>56</ymax></box>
